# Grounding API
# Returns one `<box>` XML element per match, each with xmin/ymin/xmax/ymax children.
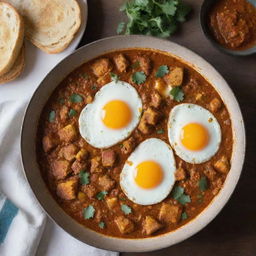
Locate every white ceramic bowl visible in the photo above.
<box><xmin>21</xmin><ymin>35</ymin><xmax>246</xmax><ymax>252</ymax></box>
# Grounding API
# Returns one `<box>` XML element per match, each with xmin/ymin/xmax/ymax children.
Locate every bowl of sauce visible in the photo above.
<box><xmin>200</xmin><ymin>0</ymin><xmax>256</xmax><ymax>55</ymax></box>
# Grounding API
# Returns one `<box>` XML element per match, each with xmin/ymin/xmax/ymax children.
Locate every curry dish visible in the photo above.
<box><xmin>37</xmin><ymin>49</ymin><xmax>233</xmax><ymax>238</ymax></box>
<box><xmin>208</xmin><ymin>0</ymin><xmax>256</xmax><ymax>50</ymax></box>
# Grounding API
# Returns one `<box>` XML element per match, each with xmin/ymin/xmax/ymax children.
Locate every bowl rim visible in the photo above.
<box><xmin>199</xmin><ymin>0</ymin><xmax>256</xmax><ymax>56</ymax></box>
<box><xmin>21</xmin><ymin>35</ymin><xmax>246</xmax><ymax>252</ymax></box>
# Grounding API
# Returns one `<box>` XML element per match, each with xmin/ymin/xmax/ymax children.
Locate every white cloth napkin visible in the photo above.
<box><xmin>0</xmin><ymin>100</ymin><xmax>119</xmax><ymax>256</ymax></box>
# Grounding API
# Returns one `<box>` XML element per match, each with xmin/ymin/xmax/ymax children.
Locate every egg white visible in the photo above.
<box><xmin>79</xmin><ymin>81</ymin><xmax>142</xmax><ymax>148</ymax></box>
<box><xmin>120</xmin><ymin>138</ymin><xmax>176</xmax><ymax>205</ymax></box>
<box><xmin>168</xmin><ymin>103</ymin><xmax>221</xmax><ymax>164</ymax></box>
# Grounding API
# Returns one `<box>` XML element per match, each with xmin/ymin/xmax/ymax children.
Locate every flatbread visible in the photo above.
<box><xmin>8</xmin><ymin>0</ymin><xmax>81</xmax><ymax>54</ymax></box>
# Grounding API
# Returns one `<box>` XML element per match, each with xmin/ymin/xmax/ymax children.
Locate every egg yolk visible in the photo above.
<box><xmin>134</xmin><ymin>161</ymin><xmax>163</xmax><ymax>189</ymax></box>
<box><xmin>101</xmin><ymin>100</ymin><xmax>132</xmax><ymax>129</ymax></box>
<box><xmin>181</xmin><ymin>123</ymin><xmax>209</xmax><ymax>151</ymax></box>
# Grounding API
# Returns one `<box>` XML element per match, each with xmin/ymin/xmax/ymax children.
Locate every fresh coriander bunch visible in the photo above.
<box><xmin>117</xmin><ymin>0</ymin><xmax>191</xmax><ymax>38</ymax></box>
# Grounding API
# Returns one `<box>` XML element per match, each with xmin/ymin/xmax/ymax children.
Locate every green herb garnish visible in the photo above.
<box><xmin>132</xmin><ymin>71</ymin><xmax>146</xmax><ymax>84</ymax></box>
<box><xmin>155</xmin><ymin>65</ymin><xmax>169</xmax><ymax>78</ymax></box>
<box><xmin>121</xmin><ymin>204</ymin><xmax>132</xmax><ymax>215</ymax></box>
<box><xmin>117</xmin><ymin>22</ymin><xmax>126</xmax><ymax>34</ymax></box>
<box><xmin>83</xmin><ymin>205</ymin><xmax>95</xmax><ymax>219</ymax></box>
<box><xmin>70</xmin><ymin>93</ymin><xmax>83</xmax><ymax>103</ymax></box>
<box><xmin>49</xmin><ymin>110</ymin><xmax>55</xmax><ymax>123</ymax></box>
<box><xmin>131</xmin><ymin>61</ymin><xmax>140</xmax><ymax>69</ymax></box>
<box><xmin>157</xmin><ymin>129</ymin><xmax>164</xmax><ymax>134</ymax></box>
<box><xmin>199</xmin><ymin>176</ymin><xmax>208</xmax><ymax>192</ymax></box>
<box><xmin>96</xmin><ymin>191</ymin><xmax>108</xmax><ymax>200</ymax></box>
<box><xmin>181</xmin><ymin>211</ymin><xmax>188</xmax><ymax>220</ymax></box>
<box><xmin>79</xmin><ymin>171</ymin><xmax>90</xmax><ymax>185</ymax></box>
<box><xmin>82</xmin><ymin>73</ymin><xmax>89</xmax><ymax>79</ymax></box>
<box><xmin>91</xmin><ymin>85</ymin><xmax>98</xmax><ymax>90</ymax></box>
<box><xmin>69</xmin><ymin>109</ymin><xmax>77</xmax><ymax>117</ymax></box>
<box><xmin>118</xmin><ymin>0</ymin><xmax>191</xmax><ymax>38</ymax></box>
<box><xmin>170</xmin><ymin>87</ymin><xmax>184</xmax><ymax>102</ymax></box>
<box><xmin>98</xmin><ymin>221</ymin><xmax>105</xmax><ymax>229</ymax></box>
<box><xmin>110</xmin><ymin>72</ymin><xmax>119</xmax><ymax>83</ymax></box>
<box><xmin>171</xmin><ymin>185</ymin><xmax>191</xmax><ymax>205</ymax></box>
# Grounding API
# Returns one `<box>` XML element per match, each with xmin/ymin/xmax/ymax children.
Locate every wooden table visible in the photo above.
<box><xmin>79</xmin><ymin>1</ymin><xmax>256</xmax><ymax>255</ymax></box>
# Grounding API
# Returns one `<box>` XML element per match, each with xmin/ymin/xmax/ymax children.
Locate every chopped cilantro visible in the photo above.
<box><xmin>91</xmin><ymin>85</ymin><xmax>97</xmax><ymax>90</ymax></box>
<box><xmin>83</xmin><ymin>205</ymin><xmax>95</xmax><ymax>219</ymax></box>
<box><xmin>170</xmin><ymin>87</ymin><xmax>184</xmax><ymax>102</ymax></box>
<box><xmin>121</xmin><ymin>204</ymin><xmax>132</xmax><ymax>215</ymax></box>
<box><xmin>199</xmin><ymin>176</ymin><xmax>208</xmax><ymax>192</ymax></box>
<box><xmin>171</xmin><ymin>186</ymin><xmax>184</xmax><ymax>200</ymax></box>
<box><xmin>131</xmin><ymin>61</ymin><xmax>140</xmax><ymax>69</ymax></box>
<box><xmin>132</xmin><ymin>71</ymin><xmax>146</xmax><ymax>84</ymax></box>
<box><xmin>70</xmin><ymin>93</ymin><xmax>83</xmax><ymax>103</ymax></box>
<box><xmin>155</xmin><ymin>65</ymin><xmax>169</xmax><ymax>78</ymax></box>
<box><xmin>110</xmin><ymin>72</ymin><xmax>119</xmax><ymax>83</ymax></box>
<box><xmin>96</xmin><ymin>191</ymin><xmax>108</xmax><ymax>200</ymax></box>
<box><xmin>49</xmin><ymin>110</ymin><xmax>55</xmax><ymax>123</ymax></box>
<box><xmin>118</xmin><ymin>0</ymin><xmax>191</xmax><ymax>38</ymax></box>
<box><xmin>117</xmin><ymin>22</ymin><xmax>126</xmax><ymax>34</ymax></box>
<box><xmin>79</xmin><ymin>171</ymin><xmax>90</xmax><ymax>185</ymax></box>
<box><xmin>177</xmin><ymin>194</ymin><xmax>191</xmax><ymax>205</ymax></box>
<box><xmin>181</xmin><ymin>211</ymin><xmax>188</xmax><ymax>220</ymax></box>
<box><xmin>119</xmin><ymin>197</ymin><xmax>126</xmax><ymax>201</ymax></box>
<box><xmin>157</xmin><ymin>129</ymin><xmax>164</xmax><ymax>134</ymax></box>
<box><xmin>98</xmin><ymin>221</ymin><xmax>105</xmax><ymax>229</ymax></box>
<box><xmin>171</xmin><ymin>185</ymin><xmax>191</xmax><ymax>205</ymax></box>
<box><xmin>69</xmin><ymin>109</ymin><xmax>77</xmax><ymax>117</ymax></box>
<box><xmin>82</xmin><ymin>73</ymin><xmax>89</xmax><ymax>79</ymax></box>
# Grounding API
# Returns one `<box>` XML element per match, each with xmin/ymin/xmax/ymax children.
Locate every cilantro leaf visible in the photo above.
<box><xmin>155</xmin><ymin>65</ymin><xmax>169</xmax><ymax>78</ymax></box>
<box><xmin>79</xmin><ymin>171</ymin><xmax>90</xmax><ymax>185</ymax></box>
<box><xmin>176</xmin><ymin>2</ymin><xmax>191</xmax><ymax>22</ymax></box>
<box><xmin>171</xmin><ymin>185</ymin><xmax>191</xmax><ymax>205</ymax></box>
<box><xmin>156</xmin><ymin>129</ymin><xmax>164</xmax><ymax>134</ymax></box>
<box><xmin>121</xmin><ymin>204</ymin><xmax>132</xmax><ymax>215</ymax></box>
<box><xmin>83</xmin><ymin>205</ymin><xmax>95</xmax><ymax>219</ymax></box>
<box><xmin>69</xmin><ymin>109</ymin><xmax>77</xmax><ymax>117</ymax></box>
<box><xmin>117</xmin><ymin>22</ymin><xmax>126</xmax><ymax>34</ymax></box>
<box><xmin>49</xmin><ymin>110</ymin><xmax>55</xmax><ymax>123</ymax></box>
<box><xmin>96</xmin><ymin>191</ymin><xmax>108</xmax><ymax>200</ymax></box>
<box><xmin>181</xmin><ymin>211</ymin><xmax>188</xmax><ymax>220</ymax></box>
<box><xmin>170</xmin><ymin>87</ymin><xmax>184</xmax><ymax>102</ymax></box>
<box><xmin>98</xmin><ymin>221</ymin><xmax>105</xmax><ymax>229</ymax></box>
<box><xmin>199</xmin><ymin>176</ymin><xmax>208</xmax><ymax>192</ymax></box>
<box><xmin>177</xmin><ymin>194</ymin><xmax>191</xmax><ymax>205</ymax></box>
<box><xmin>110</xmin><ymin>72</ymin><xmax>119</xmax><ymax>83</ymax></box>
<box><xmin>70</xmin><ymin>93</ymin><xmax>83</xmax><ymax>103</ymax></box>
<box><xmin>132</xmin><ymin>71</ymin><xmax>146</xmax><ymax>84</ymax></box>
<box><xmin>171</xmin><ymin>186</ymin><xmax>184</xmax><ymax>200</ymax></box>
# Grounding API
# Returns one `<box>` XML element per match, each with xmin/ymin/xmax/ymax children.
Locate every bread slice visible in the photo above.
<box><xmin>8</xmin><ymin>0</ymin><xmax>81</xmax><ymax>54</ymax></box>
<box><xmin>0</xmin><ymin>2</ymin><xmax>24</xmax><ymax>75</ymax></box>
<box><xmin>0</xmin><ymin>44</ymin><xmax>25</xmax><ymax>85</ymax></box>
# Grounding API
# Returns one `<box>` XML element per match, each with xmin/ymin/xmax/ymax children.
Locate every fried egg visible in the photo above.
<box><xmin>120</xmin><ymin>138</ymin><xmax>176</xmax><ymax>205</ymax></box>
<box><xmin>79</xmin><ymin>81</ymin><xmax>142</xmax><ymax>148</ymax></box>
<box><xmin>168</xmin><ymin>103</ymin><xmax>221</xmax><ymax>164</ymax></box>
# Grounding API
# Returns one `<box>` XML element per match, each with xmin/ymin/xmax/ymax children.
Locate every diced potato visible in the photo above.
<box><xmin>78</xmin><ymin>192</ymin><xmax>86</xmax><ymax>202</ymax></box>
<box><xmin>75</xmin><ymin>148</ymin><xmax>88</xmax><ymax>161</ymax></box>
<box><xmin>52</xmin><ymin>159</ymin><xmax>70</xmax><ymax>180</ymax></box>
<box><xmin>143</xmin><ymin>107</ymin><xmax>161</xmax><ymax>125</ymax></box>
<box><xmin>61</xmin><ymin>144</ymin><xmax>78</xmax><ymax>161</ymax></box>
<box><xmin>71</xmin><ymin>160</ymin><xmax>87</xmax><ymax>174</ymax></box>
<box><xmin>42</xmin><ymin>134</ymin><xmax>58</xmax><ymax>153</ymax></box>
<box><xmin>58</xmin><ymin>124</ymin><xmax>77</xmax><ymax>143</ymax></box>
<box><xmin>142</xmin><ymin>216</ymin><xmax>162</xmax><ymax>235</ymax></box>
<box><xmin>56</xmin><ymin>178</ymin><xmax>78</xmax><ymax>200</ymax></box>
<box><xmin>106</xmin><ymin>197</ymin><xmax>118</xmax><ymax>209</ymax></box>
<box><xmin>209</xmin><ymin>98</ymin><xmax>222</xmax><ymax>113</ymax></box>
<box><xmin>175</xmin><ymin>167</ymin><xmax>186</xmax><ymax>181</ymax></box>
<box><xmin>114</xmin><ymin>54</ymin><xmax>129</xmax><ymax>73</ymax></box>
<box><xmin>158</xmin><ymin>203</ymin><xmax>182</xmax><ymax>224</ymax></box>
<box><xmin>115</xmin><ymin>216</ymin><xmax>134</xmax><ymax>234</ymax></box>
<box><xmin>91</xmin><ymin>58</ymin><xmax>113</xmax><ymax>77</ymax></box>
<box><xmin>214</xmin><ymin>156</ymin><xmax>230</xmax><ymax>174</ymax></box>
<box><xmin>164</xmin><ymin>67</ymin><xmax>183</xmax><ymax>86</ymax></box>
<box><xmin>154</xmin><ymin>78</ymin><xmax>169</xmax><ymax>97</ymax></box>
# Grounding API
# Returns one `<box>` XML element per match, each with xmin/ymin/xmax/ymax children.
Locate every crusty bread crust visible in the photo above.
<box><xmin>0</xmin><ymin>44</ymin><xmax>25</xmax><ymax>84</ymax></box>
<box><xmin>8</xmin><ymin>0</ymin><xmax>81</xmax><ymax>54</ymax></box>
<box><xmin>0</xmin><ymin>1</ymin><xmax>24</xmax><ymax>75</ymax></box>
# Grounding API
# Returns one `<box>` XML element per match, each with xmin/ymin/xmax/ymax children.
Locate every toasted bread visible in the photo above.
<box><xmin>8</xmin><ymin>0</ymin><xmax>81</xmax><ymax>54</ymax></box>
<box><xmin>0</xmin><ymin>1</ymin><xmax>24</xmax><ymax>75</ymax></box>
<box><xmin>0</xmin><ymin>44</ymin><xmax>25</xmax><ymax>84</ymax></box>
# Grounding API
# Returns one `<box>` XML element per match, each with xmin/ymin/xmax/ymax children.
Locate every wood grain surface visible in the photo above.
<box><xmin>79</xmin><ymin>1</ymin><xmax>256</xmax><ymax>255</ymax></box>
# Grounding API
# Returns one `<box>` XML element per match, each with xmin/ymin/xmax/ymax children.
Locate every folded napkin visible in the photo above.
<box><xmin>0</xmin><ymin>100</ymin><xmax>119</xmax><ymax>256</ymax></box>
